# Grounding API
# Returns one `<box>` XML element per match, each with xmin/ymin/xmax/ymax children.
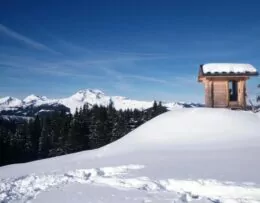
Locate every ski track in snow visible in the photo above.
<box><xmin>0</xmin><ymin>164</ymin><xmax>260</xmax><ymax>203</ymax></box>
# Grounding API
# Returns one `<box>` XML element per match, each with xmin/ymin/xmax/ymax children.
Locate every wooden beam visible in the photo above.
<box><xmin>226</xmin><ymin>81</ymin><xmax>229</xmax><ymax>107</ymax></box>
<box><xmin>204</xmin><ymin>79</ymin><xmax>213</xmax><ymax>107</ymax></box>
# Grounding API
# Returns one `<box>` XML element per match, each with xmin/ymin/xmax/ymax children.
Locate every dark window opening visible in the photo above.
<box><xmin>229</xmin><ymin>81</ymin><xmax>238</xmax><ymax>101</ymax></box>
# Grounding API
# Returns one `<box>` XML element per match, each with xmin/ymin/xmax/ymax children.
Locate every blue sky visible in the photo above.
<box><xmin>1</xmin><ymin>0</ymin><xmax>260</xmax><ymax>102</ymax></box>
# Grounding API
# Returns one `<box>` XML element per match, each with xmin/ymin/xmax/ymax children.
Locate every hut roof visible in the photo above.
<box><xmin>200</xmin><ymin>63</ymin><xmax>258</xmax><ymax>76</ymax></box>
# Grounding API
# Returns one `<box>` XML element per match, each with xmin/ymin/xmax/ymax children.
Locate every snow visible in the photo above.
<box><xmin>23</xmin><ymin>94</ymin><xmax>48</xmax><ymax>104</ymax></box>
<box><xmin>202</xmin><ymin>63</ymin><xmax>257</xmax><ymax>74</ymax></box>
<box><xmin>0</xmin><ymin>89</ymin><xmax>195</xmax><ymax>114</ymax></box>
<box><xmin>98</xmin><ymin>108</ymin><xmax>260</xmax><ymax>154</ymax></box>
<box><xmin>1</xmin><ymin>108</ymin><xmax>260</xmax><ymax>203</ymax></box>
<box><xmin>0</xmin><ymin>96</ymin><xmax>23</xmax><ymax>108</ymax></box>
<box><xmin>1</xmin><ymin>164</ymin><xmax>260</xmax><ymax>203</ymax></box>
<box><xmin>0</xmin><ymin>115</ymin><xmax>33</xmax><ymax>121</ymax></box>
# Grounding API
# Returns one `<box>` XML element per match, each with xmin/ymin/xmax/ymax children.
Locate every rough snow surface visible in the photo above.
<box><xmin>0</xmin><ymin>165</ymin><xmax>144</xmax><ymax>202</ymax></box>
<box><xmin>202</xmin><ymin>63</ymin><xmax>257</xmax><ymax>74</ymax></box>
<box><xmin>1</xmin><ymin>108</ymin><xmax>260</xmax><ymax>202</ymax></box>
<box><xmin>1</xmin><ymin>164</ymin><xmax>260</xmax><ymax>203</ymax></box>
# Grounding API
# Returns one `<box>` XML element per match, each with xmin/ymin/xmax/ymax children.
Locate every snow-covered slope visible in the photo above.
<box><xmin>0</xmin><ymin>108</ymin><xmax>260</xmax><ymax>203</ymax></box>
<box><xmin>0</xmin><ymin>89</ymin><xmax>202</xmax><ymax>114</ymax></box>
<box><xmin>99</xmin><ymin>108</ymin><xmax>260</xmax><ymax>154</ymax></box>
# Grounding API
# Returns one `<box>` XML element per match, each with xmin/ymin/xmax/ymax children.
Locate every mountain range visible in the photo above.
<box><xmin>0</xmin><ymin>89</ymin><xmax>203</xmax><ymax>117</ymax></box>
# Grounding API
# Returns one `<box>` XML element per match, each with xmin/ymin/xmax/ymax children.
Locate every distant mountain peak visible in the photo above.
<box><xmin>23</xmin><ymin>94</ymin><xmax>47</xmax><ymax>103</ymax></box>
<box><xmin>0</xmin><ymin>96</ymin><xmax>22</xmax><ymax>107</ymax></box>
<box><xmin>0</xmin><ymin>96</ymin><xmax>14</xmax><ymax>103</ymax></box>
<box><xmin>77</xmin><ymin>89</ymin><xmax>105</xmax><ymax>95</ymax></box>
<box><xmin>71</xmin><ymin>89</ymin><xmax>106</xmax><ymax>101</ymax></box>
<box><xmin>0</xmin><ymin>96</ymin><xmax>14</xmax><ymax>104</ymax></box>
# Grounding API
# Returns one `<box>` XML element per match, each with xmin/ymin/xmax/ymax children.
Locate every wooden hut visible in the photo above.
<box><xmin>198</xmin><ymin>63</ymin><xmax>258</xmax><ymax>109</ymax></box>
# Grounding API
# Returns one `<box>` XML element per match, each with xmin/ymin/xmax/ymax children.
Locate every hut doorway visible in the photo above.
<box><xmin>229</xmin><ymin>80</ymin><xmax>238</xmax><ymax>102</ymax></box>
<box><xmin>212</xmin><ymin>81</ymin><xmax>227</xmax><ymax>107</ymax></box>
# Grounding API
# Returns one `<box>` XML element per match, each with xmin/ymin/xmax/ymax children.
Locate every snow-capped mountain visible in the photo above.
<box><xmin>0</xmin><ymin>96</ymin><xmax>23</xmax><ymax>108</ymax></box>
<box><xmin>23</xmin><ymin>94</ymin><xmax>48</xmax><ymax>104</ymax></box>
<box><xmin>58</xmin><ymin>89</ymin><xmax>168</xmax><ymax>113</ymax></box>
<box><xmin>0</xmin><ymin>89</ymin><xmax>203</xmax><ymax>116</ymax></box>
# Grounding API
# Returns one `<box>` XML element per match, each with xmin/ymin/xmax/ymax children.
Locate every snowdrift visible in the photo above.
<box><xmin>99</xmin><ymin>108</ymin><xmax>260</xmax><ymax>155</ymax></box>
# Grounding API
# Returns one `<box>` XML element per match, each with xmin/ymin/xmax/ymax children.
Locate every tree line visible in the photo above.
<box><xmin>0</xmin><ymin>101</ymin><xmax>167</xmax><ymax>166</ymax></box>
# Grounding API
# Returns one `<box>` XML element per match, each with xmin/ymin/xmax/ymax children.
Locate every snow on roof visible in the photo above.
<box><xmin>201</xmin><ymin>63</ymin><xmax>258</xmax><ymax>75</ymax></box>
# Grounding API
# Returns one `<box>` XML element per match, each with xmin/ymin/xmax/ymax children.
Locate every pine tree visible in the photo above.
<box><xmin>96</xmin><ymin>107</ymin><xmax>108</xmax><ymax>147</ymax></box>
<box><xmin>157</xmin><ymin>101</ymin><xmax>167</xmax><ymax>115</ymax></box>
<box><xmin>0</xmin><ymin>125</ymin><xmax>9</xmax><ymax>166</ymax></box>
<box><xmin>13</xmin><ymin>124</ymin><xmax>27</xmax><ymax>162</ymax></box>
<box><xmin>257</xmin><ymin>84</ymin><xmax>260</xmax><ymax>102</ymax></box>
<box><xmin>89</xmin><ymin>105</ymin><xmax>100</xmax><ymax>149</ymax></box>
<box><xmin>0</xmin><ymin>126</ymin><xmax>3</xmax><ymax>165</ymax></box>
<box><xmin>111</xmin><ymin>111</ymin><xmax>126</xmax><ymax>142</ymax></box>
<box><xmin>151</xmin><ymin>101</ymin><xmax>158</xmax><ymax>117</ymax></box>
<box><xmin>63</xmin><ymin>113</ymin><xmax>73</xmax><ymax>153</ymax></box>
<box><xmin>80</xmin><ymin>104</ymin><xmax>91</xmax><ymax>150</ymax></box>
<box><xmin>31</xmin><ymin>115</ymin><xmax>41</xmax><ymax>159</ymax></box>
<box><xmin>38</xmin><ymin>118</ymin><xmax>50</xmax><ymax>158</ymax></box>
<box><xmin>105</xmin><ymin>100</ymin><xmax>116</xmax><ymax>143</ymax></box>
<box><xmin>23</xmin><ymin>121</ymin><xmax>33</xmax><ymax>161</ymax></box>
<box><xmin>89</xmin><ymin>105</ymin><xmax>109</xmax><ymax>148</ymax></box>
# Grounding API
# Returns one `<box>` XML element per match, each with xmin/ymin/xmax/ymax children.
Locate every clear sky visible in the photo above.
<box><xmin>1</xmin><ymin>0</ymin><xmax>260</xmax><ymax>102</ymax></box>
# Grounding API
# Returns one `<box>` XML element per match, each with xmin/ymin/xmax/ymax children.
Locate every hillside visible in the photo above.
<box><xmin>0</xmin><ymin>108</ymin><xmax>260</xmax><ymax>203</ymax></box>
<box><xmin>0</xmin><ymin>89</ymin><xmax>203</xmax><ymax>116</ymax></box>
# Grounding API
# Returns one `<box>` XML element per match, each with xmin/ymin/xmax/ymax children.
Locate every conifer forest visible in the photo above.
<box><xmin>0</xmin><ymin>101</ymin><xmax>167</xmax><ymax>166</ymax></box>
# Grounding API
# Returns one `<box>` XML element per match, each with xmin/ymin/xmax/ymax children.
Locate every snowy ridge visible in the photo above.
<box><xmin>98</xmin><ymin>108</ymin><xmax>260</xmax><ymax>156</ymax></box>
<box><xmin>0</xmin><ymin>89</ymin><xmax>202</xmax><ymax>114</ymax></box>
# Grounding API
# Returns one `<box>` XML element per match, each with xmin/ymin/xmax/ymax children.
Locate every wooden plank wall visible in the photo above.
<box><xmin>212</xmin><ymin>81</ymin><xmax>228</xmax><ymax>107</ymax></box>
<box><xmin>204</xmin><ymin>80</ymin><xmax>213</xmax><ymax>107</ymax></box>
<box><xmin>238</xmin><ymin>80</ymin><xmax>246</xmax><ymax>108</ymax></box>
<box><xmin>201</xmin><ymin>76</ymin><xmax>248</xmax><ymax>109</ymax></box>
